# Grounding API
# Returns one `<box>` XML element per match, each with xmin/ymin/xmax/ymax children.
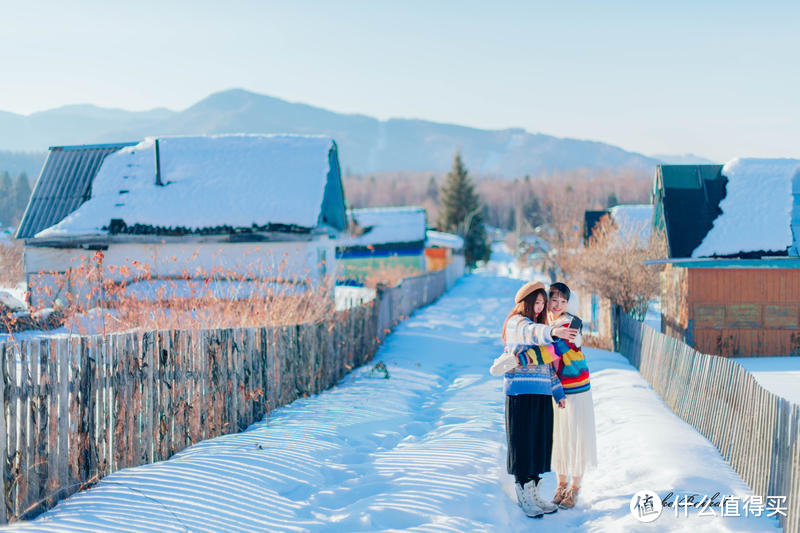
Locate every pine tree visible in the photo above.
<box><xmin>0</xmin><ymin>171</ymin><xmax>12</xmax><ymax>226</ymax></box>
<box><xmin>13</xmin><ymin>172</ymin><xmax>32</xmax><ymax>223</ymax></box>
<box><xmin>438</xmin><ymin>153</ymin><xmax>490</xmax><ymax>267</ymax></box>
<box><xmin>426</xmin><ymin>176</ymin><xmax>438</xmax><ymax>201</ymax></box>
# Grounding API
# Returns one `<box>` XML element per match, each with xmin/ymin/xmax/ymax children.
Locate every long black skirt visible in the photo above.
<box><xmin>505</xmin><ymin>393</ymin><xmax>554</xmax><ymax>484</ymax></box>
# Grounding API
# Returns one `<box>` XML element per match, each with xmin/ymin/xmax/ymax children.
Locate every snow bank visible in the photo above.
<box><xmin>12</xmin><ymin>274</ymin><xmax>778</xmax><ymax>532</ymax></box>
<box><xmin>693</xmin><ymin>158</ymin><xmax>800</xmax><ymax>257</ymax></box>
<box><xmin>339</xmin><ymin>207</ymin><xmax>426</xmax><ymax>247</ymax></box>
<box><xmin>36</xmin><ymin>135</ymin><xmax>335</xmax><ymax>238</ymax></box>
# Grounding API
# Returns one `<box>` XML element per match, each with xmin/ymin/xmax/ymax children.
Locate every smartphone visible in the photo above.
<box><xmin>569</xmin><ymin>315</ymin><xmax>583</xmax><ymax>331</ymax></box>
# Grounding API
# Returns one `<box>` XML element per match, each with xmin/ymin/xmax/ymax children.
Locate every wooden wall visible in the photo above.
<box><xmin>660</xmin><ymin>264</ymin><xmax>689</xmax><ymax>341</ymax></box>
<box><xmin>686</xmin><ymin>268</ymin><xmax>800</xmax><ymax>356</ymax></box>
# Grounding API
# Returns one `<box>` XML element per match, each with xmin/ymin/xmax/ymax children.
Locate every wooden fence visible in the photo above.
<box><xmin>0</xmin><ymin>266</ymin><xmax>458</xmax><ymax>523</ymax></box>
<box><xmin>616</xmin><ymin>312</ymin><xmax>800</xmax><ymax>533</ymax></box>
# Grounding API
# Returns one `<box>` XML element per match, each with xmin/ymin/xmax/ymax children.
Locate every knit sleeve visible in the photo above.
<box><xmin>550</xmin><ymin>366</ymin><xmax>565</xmax><ymax>403</ymax></box>
<box><xmin>573</xmin><ymin>328</ymin><xmax>583</xmax><ymax>348</ymax></box>
<box><xmin>507</xmin><ymin>315</ymin><xmax>554</xmax><ymax>346</ymax></box>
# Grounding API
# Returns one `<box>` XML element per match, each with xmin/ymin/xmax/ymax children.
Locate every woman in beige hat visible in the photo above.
<box><xmin>490</xmin><ymin>281</ymin><xmax>578</xmax><ymax>518</ymax></box>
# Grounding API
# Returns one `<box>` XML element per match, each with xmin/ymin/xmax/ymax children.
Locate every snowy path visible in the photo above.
<box><xmin>10</xmin><ymin>274</ymin><xmax>779</xmax><ymax>532</ymax></box>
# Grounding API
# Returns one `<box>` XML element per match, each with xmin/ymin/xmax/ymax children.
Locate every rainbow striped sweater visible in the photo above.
<box><xmin>548</xmin><ymin>313</ymin><xmax>591</xmax><ymax>395</ymax></box>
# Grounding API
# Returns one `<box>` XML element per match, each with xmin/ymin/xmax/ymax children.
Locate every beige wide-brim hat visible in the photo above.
<box><xmin>514</xmin><ymin>281</ymin><xmax>546</xmax><ymax>303</ymax></box>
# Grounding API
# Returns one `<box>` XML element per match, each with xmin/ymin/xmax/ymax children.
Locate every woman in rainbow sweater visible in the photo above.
<box><xmin>545</xmin><ymin>282</ymin><xmax>597</xmax><ymax>509</ymax></box>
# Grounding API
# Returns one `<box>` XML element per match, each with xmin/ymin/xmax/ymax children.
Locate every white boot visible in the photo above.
<box><xmin>515</xmin><ymin>482</ymin><xmax>544</xmax><ymax>518</ymax></box>
<box><xmin>527</xmin><ymin>479</ymin><xmax>558</xmax><ymax>514</ymax></box>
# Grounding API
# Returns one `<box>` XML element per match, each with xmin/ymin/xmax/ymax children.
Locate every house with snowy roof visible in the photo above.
<box><xmin>578</xmin><ymin>204</ymin><xmax>655</xmax><ymax>340</ymax></box>
<box><xmin>424</xmin><ymin>229</ymin><xmax>464</xmax><ymax>272</ymax></box>
<box><xmin>336</xmin><ymin>206</ymin><xmax>427</xmax><ymax>283</ymax></box>
<box><xmin>651</xmin><ymin>158</ymin><xmax>800</xmax><ymax>356</ymax></box>
<box><xmin>584</xmin><ymin>204</ymin><xmax>653</xmax><ymax>247</ymax></box>
<box><xmin>16</xmin><ymin>134</ymin><xmax>347</xmax><ymax>307</ymax></box>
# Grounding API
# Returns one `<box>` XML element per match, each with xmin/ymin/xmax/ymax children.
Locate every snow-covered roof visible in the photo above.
<box><xmin>34</xmin><ymin>134</ymin><xmax>345</xmax><ymax>239</ymax></box>
<box><xmin>339</xmin><ymin>207</ymin><xmax>427</xmax><ymax>247</ymax></box>
<box><xmin>0</xmin><ymin>290</ymin><xmax>26</xmax><ymax>311</ymax></box>
<box><xmin>609</xmin><ymin>204</ymin><xmax>653</xmax><ymax>244</ymax></box>
<box><xmin>426</xmin><ymin>230</ymin><xmax>463</xmax><ymax>250</ymax></box>
<box><xmin>693</xmin><ymin>158</ymin><xmax>800</xmax><ymax>258</ymax></box>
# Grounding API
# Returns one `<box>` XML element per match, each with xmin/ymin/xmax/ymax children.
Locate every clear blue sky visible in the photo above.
<box><xmin>2</xmin><ymin>0</ymin><xmax>798</xmax><ymax>162</ymax></box>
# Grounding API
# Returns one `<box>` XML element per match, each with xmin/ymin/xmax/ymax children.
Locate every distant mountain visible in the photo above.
<box><xmin>650</xmin><ymin>153</ymin><xmax>717</xmax><ymax>165</ymax></box>
<box><xmin>0</xmin><ymin>150</ymin><xmax>46</xmax><ymax>180</ymax></box>
<box><xmin>0</xmin><ymin>89</ymin><xmax>661</xmax><ymax>177</ymax></box>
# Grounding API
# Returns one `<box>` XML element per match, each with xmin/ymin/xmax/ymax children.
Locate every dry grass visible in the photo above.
<box><xmin>5</xmin><ymin>251</ymin><xmax>337</xmax><ymax>336</ymax></box>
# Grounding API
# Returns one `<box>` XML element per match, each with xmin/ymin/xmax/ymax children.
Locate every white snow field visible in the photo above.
<box><xmin>734</xmin><ymin>356</ymin><xmax>800</xmax><ymax>405</ymax></box>
<box><xmin>9</xmin><ymin>274</ymin><xmax>779</xmax><ymax>532</ymax></box>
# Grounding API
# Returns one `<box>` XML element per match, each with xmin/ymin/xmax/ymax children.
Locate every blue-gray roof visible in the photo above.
<box><xmin>16</xmin><ymin>143</ymin><xmax>136</xmax><ymax>239</ymax></box>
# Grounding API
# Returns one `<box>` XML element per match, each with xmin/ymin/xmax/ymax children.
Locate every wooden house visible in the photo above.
<box><xmin>16</xmin><ymin>135</ymin><xmax>347</xmax><ymax>307</ymax></box>
<box><xmin>336</xmin><ymin>207</ymin><xmax>427</xmax><ymax>283</ymax></box>
<box><xmin>424</xmin><ymin>230</ymin><xmax>463</xmax><ymax>271</ymax></box>
<box><xmin>652</xmin><ymin>159</ymin><xmax>800</xmax><ymax>356</ymax></box>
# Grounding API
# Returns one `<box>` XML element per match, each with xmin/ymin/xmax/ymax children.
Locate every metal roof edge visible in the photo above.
<box><xmin>645</xmin><ymin>257</ymin><xmax>800</xmax><ymax>268</ymax></box>
<box><xmin>48</xmin><ymin>142</ymin><xmax>138</xmax><ymax>151</ymax></box>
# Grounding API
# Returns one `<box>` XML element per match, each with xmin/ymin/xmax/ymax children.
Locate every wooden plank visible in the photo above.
<box><xmin>58</xmin><ymin>339</ymin><xmax>72</xmax><ymax>495</ymax></box>
<box><xmin>20</xmin><ymin>340</ymin><xmax>38</xmax><ymax>519</ymax></box>
<box><xmin>127</xmin><ymin>333</ymin><xmax>141</xmax><ymax>468</ymax></box>
<box><xmin>266</xmin><ymin>327</ymin><xmax>278</xmax><ymax>414</ymax></box>
<box><xmin>174</xmin><ymin>329</ymin><xmax>188</xmax><ymax>453</ymax></box>
<box><xmin>17</xmin><ymin>341</ymin><xmax>32</xmax><ymax>519</ymax></box>
<box><xmin>186</xmin><ymin>329</ymin><xmax>200</xmax><ymax>447</ymax></box>
<box><xmin>32</xmin><ymin>339</ymin><xmax>50</xmax><ymax>518</ymax></box>
<box><xmin>106</xmin><ymin>335</ymin><xmax>117</xmax><ymax>474</ymax></box>
<box><xmin>93</xmin><ymin>336</ymin><xmax>108</xmax><ymax>480</ymax></box>
<box><xmin>0</xmin><ymin>344</ymin><xmax>8</xmax><ymax>524</ymax></box>
<box><xmin>168</xmin><ymin>330</ymin><xmax>180</xmax><ymax>456</ymax></box>
<box><xmin>157</xmin><ymin>330</ymin><xmax>170</xmax><ymax>461</ymax></box>
<box><xmin>141</xmin><ymin>331</ymin><xmax>154</xmax><ymax>465</ymax></box>
<box><xmin>45</xmin><ymin>338</ymin><xmax>59</xmax><ymax>510</ymax></box>
<box><xmin>151</xmin><ymin>331</ymin><xmax>163</xmax><ymax>461</ymax></box>
<box><xmin>189</xmin><ymin>330</ymin><xmax>203</xmax><ymax>446</ymax></box>
<box><xmin>240</xmin><ymin>328</ymin><xmax>252</xmax><ymax>428</ymax></box>
<box><xmin>82</xmin><ymin>337</ymin><xmax>97</xmax><ymax>487</ymax></box>
<box><xmin>230</xmin><ymin>328</ymin><xmax>240</xmax><ymax>433</ymax></box>
<box><xmin>6</xmin><ymin>342</ymin><xmax>19</xmax><ymax>521</ymax></box>
<box><xmin>111</xmin><ymin>334</ymin><xmax>125</xmax><ymax>471</ymax></box>
<box><xmin>764</xmin><ymin>304</ymin><xmax>799</xmax><ymax>328</ymax></box>
<box><xmin>199</xmin><ymin>330</ymin><xmax>210</xmax><ymax>442</ymax></box>
<box><xmin>66</xmin><ymin>338</ymin><xmax>82</xmax><ymax>488</ymax></box>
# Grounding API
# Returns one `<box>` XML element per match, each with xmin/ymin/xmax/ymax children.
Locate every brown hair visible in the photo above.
<box><xmin>502</xmin><ymin>288</ymin><xmax>547</xmax><ymax>343</ymax></box>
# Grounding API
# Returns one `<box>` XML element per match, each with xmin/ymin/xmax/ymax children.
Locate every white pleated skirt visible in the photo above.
<box><xmin>551</xmin><ymin>389</ymin><xmax>598</xmax><ymax>477</ymax></box>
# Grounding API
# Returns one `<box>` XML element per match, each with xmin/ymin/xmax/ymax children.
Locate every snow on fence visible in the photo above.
<box><xmin>616</xmin><ymin>312</ymin><xmax>800</xmax><ymax>533</ymax></box>
<box><xmin>0</xmin><ymin>266</ymin><xmax>460</xmax><ymax>524</ymax></box>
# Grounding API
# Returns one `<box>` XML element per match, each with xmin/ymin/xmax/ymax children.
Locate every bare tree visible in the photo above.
<box><xmin>562</xmin><ymin>215</ymin><xmax>667</xmax><ymax>319</ymax></box>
